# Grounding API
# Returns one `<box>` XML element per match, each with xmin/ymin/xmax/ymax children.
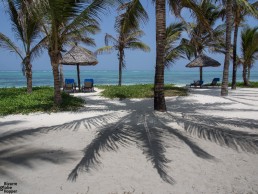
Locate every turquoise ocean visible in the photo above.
<box><xmin>0</xmin><ymin>70</ymin><xmax>258</xmax><ymax>88</ymax></box>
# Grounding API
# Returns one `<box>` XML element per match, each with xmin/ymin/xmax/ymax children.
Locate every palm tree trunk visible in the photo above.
<box><xmin>242</xmin><ymin>64</ymin><xmax>249</xmax><ymax>86</ymax></box>
<box><xmin>154</xmin><ymin>0</ymin><xmax>166</xmax><ymax>112</ymax></box>
<box><xmin>199</xmin><ymin>67</ymin><xmax>203</xmax><ymax>81</ymax></box>
<box><xmin>59</xmin><ymin>64</ymin><xmax>64</xmax><ymax>88</ymax></box>
<box><xmin>118</xmin><ymin>49</ymin><xmax>123</xmax><ymax>86</ymax></box>
<box><xmin>25</xmin><ymin>60</ymin><xmax>32</xmax><ymax>94</ymax></box>
<box><xmin>231</xmin><ymin>22</ymin><xmax>239</xmax><ymax>90</ymax></box>
<box><xmin>49</xmin><ymin>51</ymin><xmax>62</xmax><ymax>105</ymax></box>
<box><xmin>247</xmin><ymin>65</ymin><xmax>251</xmax><ymax>82</ymax></box>
<box><xmin>221</xmin><ymin>0</ymin><xmax>233</xmax><ymax>96</ymax></box>
<box><xmin>77</xmin><ymin>64</ymin><xmax>81</xmax><ymax>92</ymax></box>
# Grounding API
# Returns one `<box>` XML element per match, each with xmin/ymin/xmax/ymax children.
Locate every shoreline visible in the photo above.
<box><xmin>1</xmin><ymin>69</ymin><xmax>258</xmax><ymax>88</ymax></box>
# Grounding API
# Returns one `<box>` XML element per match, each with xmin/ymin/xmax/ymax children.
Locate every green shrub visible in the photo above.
<box><xmin>0</xmin><ymin>87</ymin><xmax>84</xmax><ymax>116</ymax></box>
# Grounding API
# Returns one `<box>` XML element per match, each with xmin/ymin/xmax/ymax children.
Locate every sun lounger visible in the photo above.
<box><xmin>81</xmin><ymin>79</ymin><xmax>94</xmax><ymax>92</ymax></box>
<box><xmin>210</xmin><ymin>78</ymin><xmax>220</xmax><ymax>86</ymax></box>
<box><xmin>203</xmin><ymin>78</ymin><xmax>220</xmax><ymax>87</ymax></box>
<box><xmin>190</xmin><ymin>80</ymin><xmax>203</xmax><ymax>88</ymax></box>
<box><xmin>63</xmin><ymin>78</ymin><xmax>76</xmax><ymax>93</ymax></box>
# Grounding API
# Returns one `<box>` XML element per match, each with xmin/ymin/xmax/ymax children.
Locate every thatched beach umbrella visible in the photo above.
<box><xmin>61</xmin><ymin>45</ymin><xmax>98</xmax><ymax>91</ymax></box>
<box><xmin>185</xmin><ymin>54</ymin><xmax>221</xmax><ymax>81</ymax></box>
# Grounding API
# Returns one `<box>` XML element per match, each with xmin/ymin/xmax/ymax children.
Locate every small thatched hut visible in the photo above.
<box><xmin>186</xmin><ymin>54</ymin><xmax>221</xmax><ymax>81</ymax></box>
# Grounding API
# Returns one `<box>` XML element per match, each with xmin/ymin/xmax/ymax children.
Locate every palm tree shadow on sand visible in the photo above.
<box><xmin>1</xmin><ymin>95</ymin><xmax>258</xmax><ymax>184</ymax></box>
<box><xmin>66</xmin><ymin>97</ymin><xmax>258</xmax><ymax>184</ymax></box>
<box><xmin>0</xmin><ymin>145</ymin><xmax>75</xmax><ymax>178</ymax></box>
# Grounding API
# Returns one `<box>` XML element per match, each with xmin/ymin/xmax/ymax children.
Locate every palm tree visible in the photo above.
<box><xmin>230</xmin><ymin>1</ymin><xmax>258</xmax><ymax>89</ymax></box>
<box><xmin>164</xmin><ymin>22</ymin><xmax>185</xmax><ymax>68</ymax></box>
<box><xmin>0</xmin><ymin>0</ymin><xmax>43</xmax><ymax>93</ymax></box>
<box><xmin>29</xmin><ymin>0</ymin><xmax>111</xmax><ymax>104</ymax></box>
<box><xmin>97</xmin><ymin>30</ymin><xmax>150</xmax><ymax>86</ymax></box>
<box><xmin>96</xmin><ymin>0</ymin><xmax>150</xmax><ymax>86</ymax></box>
<box><xmin>238</xmin><ymin>26</ymin><xmax>258</xmax><ymax>86</ymax></box>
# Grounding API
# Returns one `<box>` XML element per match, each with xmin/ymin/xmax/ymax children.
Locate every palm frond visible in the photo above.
<box><xmin>105</xmin><ymin>33</ymin><xmax>118</xmax><ymax>46</ymax></box>
<box><xmin>164</xmin><ymin>22</ymin><xmax>185</xmax><ymax>67</ymax></box>
<box><xmin>7</xmin><ymin>0</ymin><xmax>25</xmax><ymax>47</ymax></box>
<box><xmin>169</xmin><ymin>0</ymin><xmax>212</xmax><ymax>33</ymax></box>
<box><xmin>236</xmin><ymin>0</ymin><xmax>258</xmax><ymax>17</ymax></box>
<box><xmin>63</xmin><ymin>24</ymin><xmax>99</xmax><ymax>47</ymax></box>
<box><xmin>63</xmin><ymin>0</ymin><xmax>115</xmax><ymax>35</ymax></box>
<box><xmin>166</xmin><ymin>23</ymin><xmax>184</xmax><ymax>44</ymax></box>
<box><xmin>241</xmin><ymin>26</ymin><xmax>258</xmax><ymax>66</ymax></box>
<box><xmin>95</xmin><ymin>46</ymin><xmax>115</xmax><ymax>55</ymax></box>
<box><xmin>125</xmin><ymin>29</ymin><xmax>145</xmax><ymax>40</ymax></box>
<box><xmin>0</xmin><ymin>33</ymin><xmax>24</xmax><ymax>60</ymax></box>
<box><xmin>165</xmin><ymin>45</ymin><xmax>185</xmax><ymax>67</ymax></box>
<box><xmin>179</xmin><ymin>38</ymin><xmax>196</xmax><ymax>60</ymax></box>
<box><xmin>116</xmin><ymin>0</ymin><xmax>148</xmax><ymax>33</ymax></box>
<box><xmin>127</xmin><ymin>42</ymin><xmax>150</xmax><ymax>52</ymax></box>
<box><xmin>29</xmin><ymin>36</ymin><xmax>48</xmax><ymax>62</ymax></box>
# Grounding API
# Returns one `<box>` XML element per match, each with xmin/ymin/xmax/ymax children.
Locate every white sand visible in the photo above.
<box><xmin>0</xmin><ymin>87</ymin><xmax>258</xmax><ymax>194</ymax></box>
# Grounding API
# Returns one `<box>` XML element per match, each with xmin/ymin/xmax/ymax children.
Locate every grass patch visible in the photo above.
<box><xmin>228</xmin><ymin>81</ymin><xmax>258</xmax><ymax>88</ymax></box>
<box><xmin>97</xmin><ymin>84</ymin><xmax>188</xmax><ymax>99</ymax></box>
<box><xmin>0</xmin><ymin>86</ymin><xmax>85</xmax><ymax>116</ymax></box>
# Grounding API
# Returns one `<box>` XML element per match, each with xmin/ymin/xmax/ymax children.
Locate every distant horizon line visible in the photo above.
<box><xmin>0</xmin><ymin>69</ymin><xmax>231</xmax><ymax>72</ymax></box>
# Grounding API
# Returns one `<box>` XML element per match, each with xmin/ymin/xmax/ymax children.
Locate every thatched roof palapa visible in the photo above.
<box><xmin>185</xmin><ymin>54</ymin><xmax>221</xmax><ymax>68</ymax></box>
<box><xmin>60</xmin><ymin>45</ymin><xmax>98</xmax><ymax>92</ymax></box>
<box><xmin>185</xmin><ymin>54</ymin><xmax>221</xmax><ymax>82</ymax></box>
<box><xmin>61</xmin><ymin>45</ymin><xmax>98</xmax><ymax>66</ymax></box>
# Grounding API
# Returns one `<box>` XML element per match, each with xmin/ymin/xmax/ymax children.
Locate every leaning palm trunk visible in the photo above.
<box><xmin>231</xmin><ymin>22</ymin><xmax>239</xmax><ymax>90</ymax></box>
<box><xmin>221</xmin><ymin>0</ymin><xmax>233</xmax><ymax>96</ymax></box>
<box><xmin>49</xmin><ymin>51</ymin><xmax>62</xmax><ymax>104</ymax></box>
<box><xmin>154</xmin><ymin>0</ymin><xmax>166</xmax><ymax>111</ymax></box>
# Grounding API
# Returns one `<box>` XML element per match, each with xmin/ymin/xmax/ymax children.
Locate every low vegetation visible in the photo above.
<box><xmin>228</xmin><ymin>81</ymin><xmax>258</xmax><ymax>88</ymax></box>
<box><xmin>98</xmin><ymin>84</ymin><xmax>188</xmax><ymax>99</ymax></box>
<box><xmin>2</xmin><ymin>82</ymin><xmax>256</xmax><ymax>116</ymax></box>
<box><xmin>0</xmin><ymin>87</ymin><xmax>85</xmax><ymax>116</ymax></box>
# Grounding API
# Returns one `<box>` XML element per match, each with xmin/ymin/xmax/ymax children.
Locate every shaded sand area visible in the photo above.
<box><xmin>0</xmin><ymin>88</ymin><xmax>258</xmax><ymax>194</ymax></box>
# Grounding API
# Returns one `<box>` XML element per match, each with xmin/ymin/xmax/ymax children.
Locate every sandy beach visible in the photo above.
<box><xmin>0</xmin><ymin>87</ymin><xmax>258</xmax><ymax>194</ymax></box>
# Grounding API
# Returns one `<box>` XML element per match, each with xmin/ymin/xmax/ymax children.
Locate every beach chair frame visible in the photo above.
<box><xmin>82</xmin><ymin>79</ymin><xmax>94</xmax><ymax>92</ymax></box>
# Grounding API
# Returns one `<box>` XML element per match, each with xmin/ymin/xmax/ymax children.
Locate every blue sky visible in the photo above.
<box><xmin>0</xmin><ymin>1</ymin><xmax>257</xmax><ymax>72</ymax></box>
